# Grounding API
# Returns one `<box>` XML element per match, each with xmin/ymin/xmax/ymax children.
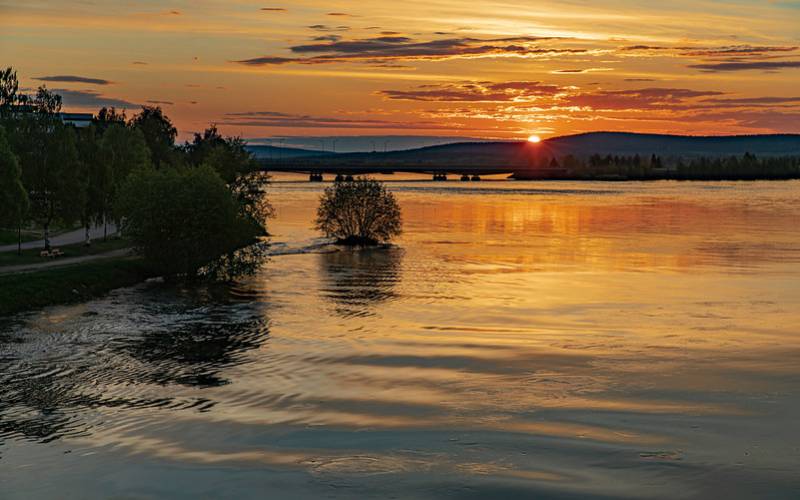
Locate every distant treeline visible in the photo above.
<box><xmin>526</xmin><ymin>153</ymin><xmax>800</xmax><ymax>180</ymax></box>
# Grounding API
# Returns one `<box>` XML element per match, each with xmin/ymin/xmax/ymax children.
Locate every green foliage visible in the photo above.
<box><xmin>0</xmin><ymin>67</ymin><xmax>20</xmax><ymax>112</ymax></box>
<box><xmin>316</xmin><ymin>177</ymin><xmax>402</xmax><ymax>245</ymax></box>
<box><xmin>117</xmin><ymin>165</ymin><xmax>266</xmax><ymax>280</ymax></box>
<box><xmin>99</xmin><ymin>123</ymin><xmax>152</xmax><ymax>223</ymax></box>
<box><xmin>0</xmin><ymin>126</ymin><xmax>28</xmax><ymax>229</ymax></box>
<box><xmin>186</xmin><ymin>125</ymin><xmax>274</xmax><ymax>232</ymax></box>
<box><xmin>1</xmin><ymin>78</ymin><xmax>84</xmax><ymax>249</ymax></box>
<box><xmin>130</xmin><ymin>106</ymin><xmax>178</xmax><ymax>168</ymax></box>
<box><xmin>1</xmin><ymin>68</ymin><xmax>273</xmax><ymax>275</ymax></box>
<box><xmin>8</xmin><ymin>111</ymin><xmax>84</xmax><ymax>248</ymax></box>
<box><xmin>186</xmin><ymin>125</ymin><xmax>259</xmax><ymax>182</ymax></box>
<box><xmin>93</xmin><ymin>106</ymin><xmax>126</xmax><ymax>134</ymax></box>
<box><xmin>32</xmin><ymin>86</ymin><xmax>62</xmax><ymax>115</ymax></box>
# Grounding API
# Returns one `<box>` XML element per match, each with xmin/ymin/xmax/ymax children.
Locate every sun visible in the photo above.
<box><xmin>527</xmin><ymin>135</ymin><xmax>541</xmax><ymax>143</ymax></box>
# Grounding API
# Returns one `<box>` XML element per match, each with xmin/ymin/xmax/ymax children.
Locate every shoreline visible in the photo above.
<box><xmin>0</xmin><ymin>239</ymin><xmax>346</xmax><ymax>317</ymax></box>
<box><xmin>0</xmin><ymin>257</ymin><xmax>156</xmax><ymax>317</ymax></box>
<box><xmin>268</xmin><ymin>175</ymin><xmax>800</xmax><ymax>183</ymax></box>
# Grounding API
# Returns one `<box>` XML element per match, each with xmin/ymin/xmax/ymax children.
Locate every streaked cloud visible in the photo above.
<box><xmin>53</xmin><ymin>88</ymin><xmax>138</xmax><ymax>109</ymax></box>
<box><xmin>620</xmin><ymin>44</ymin><xmax>799</xmax><ymax>58</ymax></box>
<box><xmin>550</xmin><ymin>68</ymin><xmax>611</xmax><ymax>74</ymax></box>
<box><xmin>234</xmin><ymin>35</ymin><xmax>586</xmax><ymax>66</ymax></box>
<box><xmin>565</xmin><ymin>87</ymin><xmax>725</xmax><ymax>110</ymax></box>
<box><xmin>689</xmin><ymin>61</ymin><xmax>800</xmax><ymax>72</ymax></box>
<box><xmin>308</xmin><ymin>24</ymin><xmax>350</xmax><ymax>32</ymax></box>
<box><xmin>34</xmin><ymin>75</ymin><xmax>113</xmax><ymax>85</ymax></box>
<box><xmin>222</xmin><ymin>110</ymin><xmax>464</xmax><ymax>130</ymax></box>
<box><xmin>700</xmin><ymin>96</ymin><xmax>800</xmax><ymax>105</ymax></box>
<box><xmin>378</xmin><ymin>81</ymin><xmax>563</xmax><ymax>102</ymax></box>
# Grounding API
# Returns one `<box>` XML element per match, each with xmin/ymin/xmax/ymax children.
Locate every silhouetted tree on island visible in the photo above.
<box><xmin>316</xmin><ymin>177</ymin><xmax>402</xmax><ymax>246</ymax></box>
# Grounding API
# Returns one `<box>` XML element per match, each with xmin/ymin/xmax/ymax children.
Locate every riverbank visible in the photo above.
<box><xmin>0</xmin><ymin>257</ymin><xmax>155</xmax><ymax>316</ymax></box>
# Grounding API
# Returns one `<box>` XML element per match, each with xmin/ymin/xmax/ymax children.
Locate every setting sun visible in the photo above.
<box><xmin>528</xmin><ymin>135</ymin><xmax>541</xmax><ymax>143</ymax></box>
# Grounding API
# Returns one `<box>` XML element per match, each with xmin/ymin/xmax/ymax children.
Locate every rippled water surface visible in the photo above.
<box><xmin>2</xmin><ymin>179</ymin><xmax>800</xmax><ymax>499</ymax></box>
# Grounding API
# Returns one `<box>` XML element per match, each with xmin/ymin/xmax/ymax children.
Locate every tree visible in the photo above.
<box><xmin>185</xmin><ymin>125</ymin><xmax>226</xmax><ymax>167</ymax></box>
<box><xmin>315</xmin><ymin>177</ymin><xmax>402</xmax><ymax>246</ymax></box>
<box><xmin>186</xmin><ymin>126</ymin><xmax>258</xmax><ymax>183</ymax></box>
<box><xmin>98</xmin><ymin>123</ymin><xmax>151</xmax><ymax>235</ymax></box>
<box><xmin>186</xmin><ymin>125</ymin><xmax>273</xmax><ymax>231</ymax></box>
<box><xmin>8</xmin><ymin>87</ymin><xmax>84</xmax><ymax>250</ymax></box>
<box><xmin>129</xmin><ymin>106</ymin><xmax>178</xmax><ymax>169</ymax></box>
<box><xmin>76</xmin><ymin>125</ymin><xmax>101</xmax><ymax>245</ymax></box>
<box><xmin>32</xmin><ymin>86</ymin><xmax>63</xmax><ymax>115</ymax></box>
<box><xmin>29</xmin><ymin>122</ymin><xmax>84</xmax><ymax>249</ymax></box>
<box><xmin>116</xmin><ymin>165</ymin><xmax>265</xmax><ymax>279</ymax></box>
<box><xmin>0</xmin><ymin>67</ymin><xmax>20</xmax><ymax>113</ymax></box>
<box><xmin>0</xmin><ymin>126</ymin><xmax>29</xmax><ymax>254</ymax></box>
<box><xmin>93</xmin><ymin>106</ymin><xmax>127</xmax><ymax>135</ymax></box>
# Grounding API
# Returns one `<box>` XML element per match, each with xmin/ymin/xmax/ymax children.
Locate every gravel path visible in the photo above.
<box><xmin>0</xmin><ymin>224</ymin><xmax>118</xmax><ymax>253</ymax></box>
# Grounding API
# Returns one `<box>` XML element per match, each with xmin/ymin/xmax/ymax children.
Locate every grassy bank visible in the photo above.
<box><xmin>0</xmin><ymin>238</ymin><xmax>131</xmax><ymax>267</ymax></box>
<box><xmin>0</xmin><ymin>229</ymin><xmax>40</xmax><ymax>245</ymax></box>
<box><xmin>0</xmin><ymin>257</ymin><xmax>155</xmax><ymax>316</ymax></box>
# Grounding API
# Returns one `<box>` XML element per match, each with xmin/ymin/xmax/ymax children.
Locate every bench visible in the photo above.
<box><xmin>39</xmin><ymin>248</ymin><xmax>64</xmax><ymax>258</ymax></box>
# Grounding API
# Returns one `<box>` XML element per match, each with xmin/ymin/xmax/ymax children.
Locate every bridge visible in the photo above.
<box><xmin>257</xmin><ymin>156</ymin><xmax>565</xmax><ymax>181</ymax></box>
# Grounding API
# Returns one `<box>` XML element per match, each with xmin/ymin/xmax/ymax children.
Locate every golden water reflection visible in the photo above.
<box><xmin>2</xmin><ymin>180</ymin><xmax>799</xmax><ymax>498</ymax></box>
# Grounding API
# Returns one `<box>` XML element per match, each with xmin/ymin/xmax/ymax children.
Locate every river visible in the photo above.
<box><xmin>1</xmin><ymin>178</ymin><xmax>799</xmax><ymax>499</ymax></box>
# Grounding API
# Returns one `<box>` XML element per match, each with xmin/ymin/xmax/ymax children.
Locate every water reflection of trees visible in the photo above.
<box><xmin>0</xmin><ymin>289</ymin><xmax>270</xmax><ymax>444</ymax></box>
<box><xmin>318</xmin><ymin>247</ymin><xmax>403</xmax><ymax>318</ymax></box>
<box><xmin>119</xmin><ymin>315</ymin><xmax>268</xmax><ymax>388</ymax></box>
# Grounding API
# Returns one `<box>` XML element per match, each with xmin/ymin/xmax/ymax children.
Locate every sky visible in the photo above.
<box><xmin>2</xmin><ymin>0</ymin><xmax>799</xmax><ymax>148</ymax></box>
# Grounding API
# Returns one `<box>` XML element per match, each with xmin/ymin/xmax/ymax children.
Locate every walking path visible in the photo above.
<box><xmin>0</xmin><ymin>248</ymin><xmax>132</xmax><ymax>276</ymax></box>
<box><xmin>0</xmin><ymin>224</ymin><xmax>118</xmax><ymax>253</ymax></box>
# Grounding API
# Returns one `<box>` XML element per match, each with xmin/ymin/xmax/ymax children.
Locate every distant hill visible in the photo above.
<box><xmin>251</xmin><ymin>133</ymin><xmax>800</xmax><ymax>163</ymax></box>
<box><xmin>293</xmin><ymin>132</ymin><xmax>800</xmax><ymax>168</ymax></box>
<box><xmin>246</xmin><ymin>145</ymin><xmax>329</xmax><ymax>159</ymax></box>
<box><xmin>542</xmin><ymin>132</ymin><xmax>800</xmax><ymax>158</ymax></box>
<box><xmin>361</xmin><ymin>132</ymin><xmax>800</xmax><ymax>160</ymax></box>
<box><xmin>256</xmin><ymin>132</ymin><xmax>800</xmax><ymax>179</ymax></box>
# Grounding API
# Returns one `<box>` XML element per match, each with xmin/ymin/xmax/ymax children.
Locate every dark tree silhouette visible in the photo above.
<box><xmin>315</xmin><ymin>177</ymin><xmax>402</xmax><ymax>246</ymax></box>
<box><xmin>129</xmin><ymin>106</ymin><xmax>178</xmax><ymax>168</ymax></box>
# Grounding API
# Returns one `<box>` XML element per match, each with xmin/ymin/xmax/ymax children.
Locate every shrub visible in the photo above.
<box><xmin>315</xmin><ymin>177</ymin><xmax>402</xmax><ymax>245</ymax></box>
<box><xmin>116</xmin><ymin>165</ymin><xmax>266</xmax><ymax>279</ymax></box>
